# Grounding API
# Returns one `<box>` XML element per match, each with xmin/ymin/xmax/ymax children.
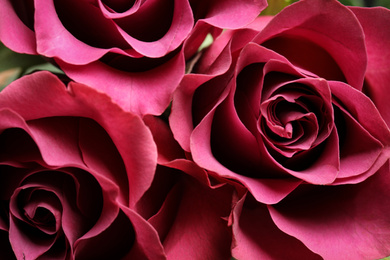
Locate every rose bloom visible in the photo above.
<box><xmin>0</xmin><ymin>0</ymin><xmax>266</xmax><ymax>115</ymax></box>
<box><xmin>138</xmin><ymin>115</ymin><xmax>237</xmax><ymax>259</ymax></box>
<box><xmin>0</xmin><ymin>71</ymin><xmax>167</xmax><ymax>259</ymax></box>
<box><xmin>170</xmin><ymin>0</ymin><xmax>390</xmax><ymax>259</ymax></box>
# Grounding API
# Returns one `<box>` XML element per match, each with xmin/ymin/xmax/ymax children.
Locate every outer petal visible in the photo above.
<box><xmin>74</xmin><ymin>207</ymin><xmax>166</xmax><ymax>259</ymax></box>
<box><xmin>232</xmin><ymin>194</ymin><xmax>322</xmax><ymax>260</ymax></box>
<box><xmin>25</xmin><ymin>117</ymin><xmax>87</xmax><ymax>168</ymax></box>
<box><xmin>76</xmin><ymin>118</ymin><xmax>129</xmax><ymax>205</ymax></box>
<box><xmin>140</xmin><ymin>117</ymin><xmax>234</xmax><ymax>259</ymax></box>
<box><xmin>149</xmin><ymin>169</ymin><xmax>233</xmax><ymax>260</ymax></box>
<box><xmin>171</xmin><ymin>25</ymin><xmax>260</xmax><ymax>151</ymax></box>
<box><xmin>111</xmin><ymin>0</ymin><xmax>194</xmax><ymax>58</ymax></box>
<box><xmin>170</xmin><ymin>34</ymin><xmax>235</xmax><ymax>151</ymax></box>
<box><xmin>329</xmin><ymin>81</ymin><xmax>390</xmax><ymax>184</ymax></box>
<box><xmin>56</xmin><ymin>51</ymin><xmax>185</xmax><ymax>115</ymax></box>
<box><xmin>351</xmin><ymin>7</ymin><xmax>390</xmax><ymax>126</ymax></box>
<box><xmin>190</xmin><ymin>0</ymin><xmax>267</xmax><ymax>29</ymax></box>
<box><xmin>0</xmin><ymin>109</ymin><xmax>47</xmax><ymax>167</ymax></box>
<box><xmin>253</xmin><ymin>0</ymin><xmax>367</xmax><ymax>90</ymax></box>
<box><xmin>269</xmin><ymin>162</ymin><xmax>390</xmax><ymax>260</ymax></box>
<box><xmin>34</xmin><ymin>0</ymin><xmax>113</xmax><ymax>64</ymax></box>
<box><xmin>0</xmin><ymin>0</ymin><xmax>37</xmax><ymax>54</ymax></box>
<box><xmin>143</xmin><ymin>115</ymin><xmax>185</xmax><ymax>164</ymax></box>
<box><xmin>122</xmin><ymin>207</ymin><xmax>166</xmax><ymax>260</ymax></box>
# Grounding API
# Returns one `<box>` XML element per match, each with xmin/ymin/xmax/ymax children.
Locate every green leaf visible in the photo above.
<box><xmin>198</xmin><ymin>33</ymin><xmax>214</xmax><ymax>52</ymax></box>
<box><xmin>24</xmin><ymin>62</ymin><xmax>64</xmax><ymax>75</ymax></box>
<box><xmin>376</xmin><ymin>0</ymin><xmax>390</xmax><ymax>8</ymax></box>
<box><xmin>261</xmin><ymin>0</ymin><xmax>299</xmax><ymax>15</ymax></box>
<box><xmin>0</xmin><ymin>43</ymin><xmax>65</xmax><ymax>90</ymax></box>
<box><xmin>0</xmin><ymin>43</ymin><xmax>46</xmax><ymax>73</ymax></box>
<box><xmin>338</xmin><ymin>0</ymin><xmax>365</xmax><ymax>6</ymax></box>
<box><xmin>0</xmin><ymin>43</ymin><xmax>49</xmax><ymax>90</ymax></box>
<box><xmin>338</xmin><ymin>0</ymin><xmax>390</xmax><ymax>7</ymax></box>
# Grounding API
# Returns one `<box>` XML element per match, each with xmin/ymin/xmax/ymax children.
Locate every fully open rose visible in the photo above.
<box><xmin>0</xmin><ymin>71</ymin><xmax>166</xmax><ymax>259</ymax></box>
<box><xmin>170</xmin><ymin>0</ymin><xmax>390</xmax><ymax>258</ymax></box>
<box><xmin>0</xmin><ymin>0</ymin><xmax>266</xmax><ymax>115</ymax></box>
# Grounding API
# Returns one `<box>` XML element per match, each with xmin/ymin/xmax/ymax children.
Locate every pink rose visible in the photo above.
<box><xmin>0</xmin><ymin>0</ymin><xmax>267</xmax><ymax>115</ymax></box>
<box><xmin>140</xmin><ymin>115</ymin><xmax>238</xmax><ymax>259</ymax></box>
<box><xmin>0</xmin><ymin>71</ymin><xmax>166</xmax><ymax>259</ymax></box>
<box><xmin>170</xmin><ymin>0</ymin><xmax>390</xmax><ymax>258</ymax></box>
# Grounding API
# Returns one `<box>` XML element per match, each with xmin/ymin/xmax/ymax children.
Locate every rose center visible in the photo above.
<box><xmin>28</xmin><ymin>207</ymin><xmax>56</xmax><ymax>229</ymax></box>
<box><xmin>264</xmin><ymin>98</ymin><xmax>308</xmax><ymax>140</ymax></box>
<box><xmin>20</xmin><ymin>188</ymin><xmax>62</xmax><ymax>234</ymax></box>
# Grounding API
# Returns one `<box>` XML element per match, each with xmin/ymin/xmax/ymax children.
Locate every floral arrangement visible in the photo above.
<box><xmin>1</xmin><ymin>0</ymin><xmax>390</xmax><ymax>259</ymax></box>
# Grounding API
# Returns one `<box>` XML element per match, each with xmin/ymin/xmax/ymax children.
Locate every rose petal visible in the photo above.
<box><xmin>191</xmin><ymin>105</ymin><xmax>303</xmax><ymax>204</ymax></box>
<box><xmin>143</xmin><ymin>115</ymin><xmax>185</xmax><ymax>164</ymax></box>
<box><xmin>182</xmin><ymin>20</ymin><xmax>223</xmax><ymax>59</ymax></box>
<box><xmin>269</xmin><ymin>162</ymin><xmax>390</xmax><ymax>260</ymax></box>
<box><xmin>34</xmin><ymin>0</ymin><xmax>112</xmax><ymax>63</ymax></box>
<box><xmin>210</xmin><ymin>93</ymin><xmax>264</xmax><ymax>176</ymax></box>
<box><xmin>26</xmin><ymin>117</ymin><xmax>86</xmax><ymax>168</ymax></box>
<box><xmin>231</xmin><ymin>193</ymin><xmax>322</xmax><ymax>260</ymax></box>
<box><xmin>0</xmin><ymin>0</ymin><xmax>37</xmax><ymax>54</ymax></box>
<box><xmin>253</xmin><ymin>0</ymin><xmax>367</xmax><ymax>90</ymax></box>
<box><xmin>54</xmin><ymin>0</ymin><xmax>131</xmax><ymax>49</ymax></box>
<box><xmin>9</xmin><ymin>215</ymin><xmax>56</xmax><ymax>260</ymax></box>
<box><xmin>10</xmin><ymin>170</ymin><xmax>93</xmax><ymax>245</ymax></box>
<box><xmin>74</xmin><ymin>175</ymin><xmax>120</xmax><ymax>246</ymax></box>
<box><xmin>329</xmin><ymin>81</ymin><xmax>390</xmax><ymax>183</ymax></box>
<box><xmin>112</xmin><ymin>0</ymin><xmax>194</xmax><ymax>57</ymax></box>
<box><xmin>234</xmin><ymin>43</ymin><xmax>305</xmax><ymax>120</ymax></box>
<box><xmin>0</xmin><ymin>109</ymin><xmax>44</xmax><ymax>166</ymax></box>
<box><xmin>192</xmin><ymin>0</ymin><xmax>267</xmax><ymax>29</ymax></box>
<box><xmin>56</xmin><ymin>50</ymin><xmax>185</xmax><ymax>115</ymax></box>
<box><xmin>149</xmin><ymin>171</ymin><xmax>233</xmax><ymax>260</ymax></box>
<box><xmin>77</xmin><ymin>118</ymin><xmax>129</xmax><ymax>204</ymax></box>
<box><xmin>22</xmin><ymin>190</ymin><xmax>62</xmax><ymax>234</ymax></box>
<box><xmin>97</xmin><ymin>0</ymin><xmax>142</xmax><ymax>18</ymax></box>
<box><xmin>350</xmin><ymin>6</ymin><xmax>390</xmax><ymax>126</ymax></box>
<box><xmin>122</xmin><ymin>207</ymin><xmax>166</xmax><ymax>260</ymax></box>
<box><xmin>170</xmin><ymin>38</ymin><xmax>234</xmax><ymax>151</ymax></box>
<box><xmin>75</xmin><ymin>208</ymin><xmax>162</xmax><ymax>259</ymax></box>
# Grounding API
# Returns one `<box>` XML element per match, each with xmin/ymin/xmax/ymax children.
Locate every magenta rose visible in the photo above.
<box><xmin>0</xmin><ymin>0</ymin><xmax>267</xmax><ymax>115</ymax></box>
<box><xmin>139</xmin><ymin>115</ymin><xmax>238</xmax><ymax>259</ymax></box>
<box><xmin>0</xmin><ymin>71</ymin><xmax>166</xmax><ymax>259</ymax></box>
<box><xmin>170</xmin><ymin>0</ymin><xmax>390</xmax><ymax>258</ymax></box>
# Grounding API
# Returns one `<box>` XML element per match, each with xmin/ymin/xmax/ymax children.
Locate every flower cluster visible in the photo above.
<box><xmin>1</xmin><ymin>0</ymin><xmax>390</xmax><ymax>259</ymax></box>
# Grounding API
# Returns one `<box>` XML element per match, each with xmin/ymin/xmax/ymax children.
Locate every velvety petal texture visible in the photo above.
<box><xmin>0</xmin><ymin>0</ymin><xmax>267</xmax><ymax>115</ymax></box>
<box><xmin>169</xmin><ymin>0</ymin><xmax>390</xmax><ymax>258</ymax></box>
<box><xmin>0</xmin><ymin>71</ymin><xmax>166</xmax><ymax>259</ymax></box>
<box><xmin>269</xmin><ymin>162</ymin><xmax>390</xmax><ymax>260</ymax></box>
<box><xmin>141</xmin><ymin>115</ymin><xmax>237</xmax><ymax>260</ymax></box>
<box><xmin>231</xmin><ymin>194</ymin><xmax>322</xmax><ymax>260</ymax></box>
<box><xmin>353</xmin><ymin>6</ymin><xmax>390</xmax><ymax>127</ymax></box>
